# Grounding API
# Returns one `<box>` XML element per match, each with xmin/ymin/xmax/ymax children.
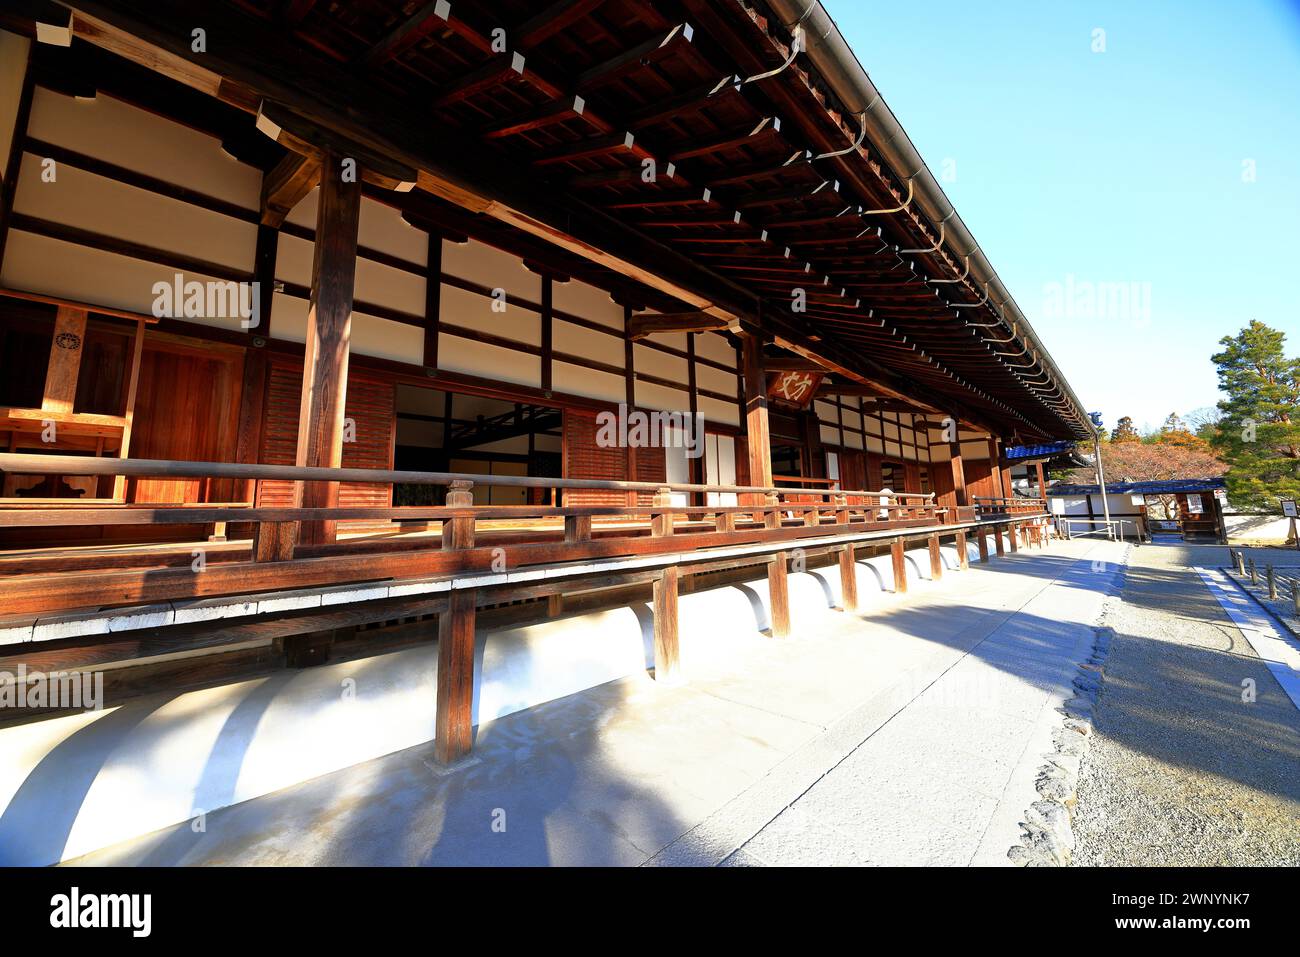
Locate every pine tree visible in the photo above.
<box><xmin>1110</xmin><ymin>416</ymin><xmax>1140</xmax><ymax>443</ymax></box>
<box><xmin>1210</xmin><ymin>320</ymin><xmax>1300</xmax><ymax>508</ymax></box>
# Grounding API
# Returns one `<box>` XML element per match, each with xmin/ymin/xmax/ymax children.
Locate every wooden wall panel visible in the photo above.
<box><xmin>255</xmin><ymin>359</ymin><xmax>395</xmax><ymax>510</ymax></box>
<box><xmin>128</xmin><ymin>346</ymin><xmax>243</xmax><ymax>504</ymax></box>
<box><xmin>562</xmin><ymin>407</ymin><xmax>627</xmax><ymax>506</ymax></box>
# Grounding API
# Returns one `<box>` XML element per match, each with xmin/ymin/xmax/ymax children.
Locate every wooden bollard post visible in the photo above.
<box><xmin>766</xmin><ymin>491</ymin><xmax>790</xmax><ymax>637</ymax></box>
<box><xmin>1249</xmin><ymin>558</ymin><xmax>1257</xmax><ymax>584</ymax></box>
<box><xmin>1236</xmin><ymin>550</ymin><xmax>1246</xmax><ymax>576</ymax></box>
<box><xmin>1292</xmin><ymin>578</ymin><xmax>1300</xmax><ymax>615</ymax></box>
<box><xmin>650</xmin><ymin>489</ymin><xmax>681</xmax><ymax>678</ymax></box>
<box><xmin>839</xmin><ymin>542</ymin><xmax>858</xmax><ymax>612</ymax></box>
<box><xmin>1267</xmin><ymin>565</ymin><xmax>1277</xmax><ymax>600</ymax></box>
<box><xmin>435</xmin><ymin>480</ymin><xmax>477</xmax><ymax>765</ymax></box>
<box><xmin>891</xmin><ymin>537</ymin><xmax>908</xmax><ymax>594</ymax></box>
<box><xmin>928</xmin><ymin>534</ymin><xmax>943</xmax><ymax>580</ymax></box>
<box><xmin>955</xmin><ymin>529</ymin><xmax>970</xmax><ymax>569</ymax></box>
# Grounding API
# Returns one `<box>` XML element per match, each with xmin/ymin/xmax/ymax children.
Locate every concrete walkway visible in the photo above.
<box><xmin>68</xmin><ymin>538</ymin><xmax>1125</xmax><ymax>867</ymax></box>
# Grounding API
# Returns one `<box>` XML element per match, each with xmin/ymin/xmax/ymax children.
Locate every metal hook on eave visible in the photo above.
<box><xmin>899</xmin><ymin>221</ymin><xmax>945</xmax><ymax>255</ymax></box>
<box><xmin>978</xmin><ymin>321</ymin><xmax>1019</xmax><ymax>345</ymax></box>
<box><xmin>813</xmin><ymin>102</ymin><xmax>873</xmax><ymax>159</ymax></box>
<box><xmin>861</xmin><ymin>177</ymin><xmax>914</xmax><ymax>216</ymax></box>
<box><xmin>740</xmin><ymin>11</ymin><xmax>811</xmax><ymax>86</ymax></box>
<box><xmin>950</xmin><ymin>281</ymin><xmax>990</xmax><ymax>309</ymax></box>
<box><xmin>928</xmin><ymin>254</ymin><xmax>971</xmax><ymax>286</ymax></box>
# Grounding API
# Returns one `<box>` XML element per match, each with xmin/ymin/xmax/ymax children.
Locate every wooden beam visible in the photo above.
<box><xmin>357</xmin><ymin>0</ymin><xmax>451</xmax><ymax>67</ymax></box>
<box><xmin>627</xmin><ymin>311</ymin><xmax>729</xmax><ymax>340</ymax></box>
<box><xmin>41</xmin><ymin>306</ymin><xmax>87</xmax><ymax>416</ymax></box>
<box><xmin>766</xmin><ymin>356</ymin><xmax>825</xmax><ymax>372</ymax></box>
<box><xmin>815</xmin><ymin>382</ymin><xmax>889</xmax><ymax>398</ymax></box>
<box><xmin>574</xmin><ymin>23</ymin><xmax>693</xmax><ymax>91</ymax></box>
<box><xmin>261</xmin><ymin>150</ymin><xmax>320</xmax><ymax>227</ymax></box>
<box><xmin>516</xmin><ymin>0</ymin><xmax>607</xmax><ymax>51</ymax></box>
<box><xmin>652</xmin><ymin>566</ymin><xmax>680</xmax><ymax>682</ymax></box>
<box><xmin>295</xmin><ymin>152</ymin><xmax>361</xmax><ymax>547</ymax></box>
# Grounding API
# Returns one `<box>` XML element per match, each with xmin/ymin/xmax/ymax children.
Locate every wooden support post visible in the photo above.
<box><xmin>112</xmin><ymin>317</ymin><xmax>146</xmax><ymax>501</ymax></box>
<box><xmin>435</xmin><ymin>479</ymin><xmax>476</xmax><ymax>764</ymax></box>
<box><xmin>1009</xmin><ymin>523</ymin><xmax>1019</xmax><ymax>553</ymax></box>
<box><xmin>977</xmin><ymin>528</ymin><xmax>989</xmax><ymax>563</ymax></box>
<box><xmin>653</xmin><ymin>566</ymin><xmax>680</xmax><ymax>683</ymax></box>
<box><xmin>891</xmin><ymin>537</ymin><xmax>908</xmax><ymax>594</ymax></box>
<box><xmin>839</xmin><ymin>542</ymin><xmax>858</xmax><ymax>612</ymax></box>
<box><xmin>763</xmin><ymin>490</ymin><xmax>790</xmax><ymax>637</ymax></box>
<box><xmin>42</xmin><ymin>306</ymin><xmax>88</xmax><ymax>415</ymax></box>
<box><xmin>1035</xmin><ymin>460</ymin><xmax>1047</xmax><ymax>498</ymax></box>
<box><xmin>741</xmin><ymin>333</ymin><xmax>772</xmax><ymax>504</ymax></box>
<box><xmin>994</xmin><ymin>525</ymin><xmax>1006</xmax><ymax>557</ymax></box>
<box><xmin>928</xmin><ymin>534</ymin><xmax>943</xmax><ymax>580</ymax></box>
<box><xmin>956</xmin><ymin>529</ymin><xmax>970</xmax><ymax>569</ymax></box>
<box><xmin>252</xmin><ymin>520</ymin><xmax>296</xmax><ymax>562</ymax></box>
<box><xmin>949</xmin><ymin>440</ymin><xmax>968</xmax><ymax>507</ymax></box>
<box><xmin>768</xmin><ymin>552</ymin><xmax>790</xmax><ymax>637</ymax></box>
<box><xmin>296</xmin><ymin>151</ymin><xmax>362</xmax><ymax>547</ymax></box>
<box><xmin>547</xmin><ymin>594</ymin><xmax>563</xmax><ymax>618</ymax></box>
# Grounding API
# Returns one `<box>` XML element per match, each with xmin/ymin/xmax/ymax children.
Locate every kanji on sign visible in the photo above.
<box><xmin>766</xmin><ymin>370</ymin><xmax>825</xmax><ymax>409</ymax></box>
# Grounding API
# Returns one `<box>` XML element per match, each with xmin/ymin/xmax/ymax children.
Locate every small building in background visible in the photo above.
<box><xmin>1047</xmin><ymin>478</ymin><xmax>1227</xmax><ymax>542</ymax></box>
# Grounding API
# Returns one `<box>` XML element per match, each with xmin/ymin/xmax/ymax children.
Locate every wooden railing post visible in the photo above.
<box><xmin>651</xmin><ymin>487</ymin><xmax>674</xmax><ymax>537</ymax></box>
<box><xmin>766</xmin><ymin>491</ymin><xmax>790</xmax><ymax>637</ymax></box>
<box><xmin>839</xmin><ymin>543</ymin><xmax>858</xmax><ymax>612</ymax></box>
<box><xmin>891</xmin><ymin>537</ymin><xmax>908</xmax><ymax>593</ymax></box>
<box><xmin>955</xmin><ymin>529</ymin><xmax>970</xmax><ymax>569</ymax></box>
<box><xmin>928</xmin><ymin>534</ymin><xmax>943</xmax><ymax>580</ymax></box>
<box><xmin>835</xmin><ymin>492</ymin><xmax>849</xmax><ymax>525</ymax></box>
<box><xmin>435</xmin><ymin>479</ymin><xmax>476</xmax><ymax>764</ymax></box>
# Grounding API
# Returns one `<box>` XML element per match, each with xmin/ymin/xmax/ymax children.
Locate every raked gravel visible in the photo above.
<box><xmin>1070</xmin><ymin>543</ymin><xmax>1300</xmax><ymax>866</ymax></box>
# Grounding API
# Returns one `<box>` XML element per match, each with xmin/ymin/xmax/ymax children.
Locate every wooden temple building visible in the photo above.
<box><xmin>0</xmin><ymin>0</ymin><xmax>1093</xmax><ymax>764</ymax></box>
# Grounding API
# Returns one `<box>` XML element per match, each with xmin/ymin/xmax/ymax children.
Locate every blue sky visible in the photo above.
<box><xmin>825</xmin><ymin>0</ymin><xmax>1300</xmax><ymax>435</ymax></box>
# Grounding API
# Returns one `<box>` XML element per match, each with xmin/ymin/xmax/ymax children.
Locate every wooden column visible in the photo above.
<box><xmin>955</xmin><ymin>529</ymin><xmax>970</xmax><ymax>569</ymax></box>
<box><xmin>891</xmin><ymin>537</ymin><xmax>908</xmax><ymax>594</ymax></box>
<box><xmin>296</xmin><ymin>152</ymin><xmax>362</xmax><ymax>546</ymax></box>
<box><xmin>1034</xmin><ymin>460</ymin><xmax>1047</xmax><ymax>499</ymax></box>
<box><xmin>987</xmin><ymin>437</ymin><xmax>1003</xmax><ymax>505</ymax></box>
<box><xmin>977</xmin><ymin>528</ymin><xmax>989</xmax><ymax>562</ymax></box>
<box><xmin>42</xmin><ymin>306</ymin><xmax>88</xmax><ymax>416</ymax></box>
<box><xmin>839</xmin><ymin>543</ymin><xmax>858</xmax><ymax>612</ymax></box>
<box><xmin>950</xmin><ymin>439</ymin><xmax>968</xmax><ymax>507</ymax></box>
<box><xmin>994</xmin><ymin>525</ymin><xmax>1006</xmax><ymax>557</ymax></box>
<box><xmin>1009</xmin><ymin>522</ymin><xmax>1019</xmax><ymax>553</ymax></box>
<box><xmin>435</xmin><ymin>480</ymin><xmax>476</xmax><ymax>764</ymax></box>
<box><xmin>928</xmin><ymin>534</ymin><xmax>943</xmax><ymax>580</ymax></box>
<box><xmin>741</xmin><ymin>333</ymin><xmax>772</xmax><ymax>501</ymax></box>
<box><xmin>423</xmin><ymin>230</ymin><xmax>442</xmax><ymax>369</ymax></box>
<box><xmin>653</xmin><ymin>566</ymin><xmax>680</xmax><ymax>683</ymax></box>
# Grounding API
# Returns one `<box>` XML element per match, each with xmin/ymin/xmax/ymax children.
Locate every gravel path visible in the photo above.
<box><xmin>1071</xmin><ymin>543</ymin><xmax>1300</xmax><ymax>866</ymax></box>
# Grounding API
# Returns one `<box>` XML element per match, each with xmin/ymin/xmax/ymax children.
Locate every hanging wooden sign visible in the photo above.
<box><xmin>766</xmin><ymin>370</ymin><xmax>824</xmax><ymax>409</ymax></box>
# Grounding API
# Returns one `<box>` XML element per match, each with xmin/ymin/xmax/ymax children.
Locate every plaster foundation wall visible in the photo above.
<box><xmin>0</xmin><ymin>536</ymin><xmax>986</xmax><ymax>866</ymax></box>
<box><xmin>1225</xmin><ymin>514</ymin><xmax>1295</xmax><ymax>546</ymax></box>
